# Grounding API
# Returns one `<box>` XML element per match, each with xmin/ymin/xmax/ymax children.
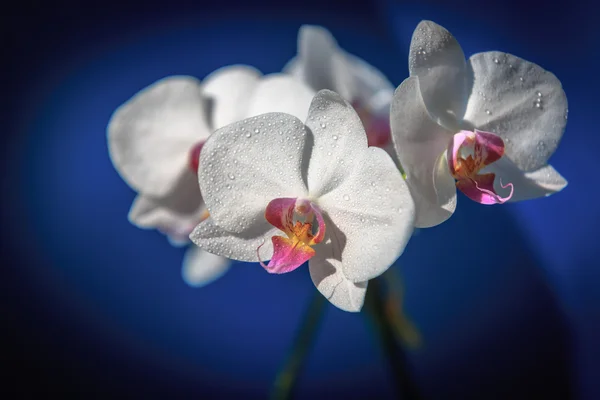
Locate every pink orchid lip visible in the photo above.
<box><xmin>351</xmin><ymin>100</ymin><xmax>392</xmax><ymax>148</ymax></box>
<box><xmin>188</xmin><ymin>140</ymin><xmax>206</xmax><ymax>173</ymax></box>
<box><xmin>258</xmin><ymin>197</ymin><xmax>326</xmax><ymax>274</ymax></box>
<box><xmin>447</xmin><ymin>130</ymin><xmax>513</xmax><ymax>204</ymax></box>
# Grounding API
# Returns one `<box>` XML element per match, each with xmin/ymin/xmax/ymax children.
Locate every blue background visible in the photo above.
<box><xmin>2</xmin><ymin>0</ymin><xmax>598</xmax><ymax>398</ymax></box>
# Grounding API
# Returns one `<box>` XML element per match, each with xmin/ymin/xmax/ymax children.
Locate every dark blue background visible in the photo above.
<box><xmin>2</xmin><ymin>0</ymin><xmax>597</xmax><ymax>398</ymax></box>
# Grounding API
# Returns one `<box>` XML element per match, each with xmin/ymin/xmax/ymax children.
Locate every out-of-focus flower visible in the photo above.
<box><xmin>285</xmin><ymin>25</ymin><xmax>396</xmax><ymax>151</ymax></box>
<box><xmin>107</xmin><ymin>66</ymin><xmax>314</xmax><ymax>287</ymax></box>
<box><xmin>189</xmin><ymin>90</ymin><xmax>415</xmax><ymax>312</ymax></box>
<box><xmin>391</xmin><ymin>20</ymin><xmax>568</xmax><ymax>228</ymax></box>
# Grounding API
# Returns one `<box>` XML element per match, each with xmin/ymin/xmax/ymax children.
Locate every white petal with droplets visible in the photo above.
<box><xmin>198</xmin><ymin>113</ymin><xmax>309</xmax><ymax>234</ymax></box>
<box><xmin>409</xmin><ymin>20</ymin><xmax>469</xmax><ymax>130</ymax></box>
<box><xmin>309</xmin><ymin>217</ymin><xmax>368</xmax><ymax>312</ymax></box>
<box><xmin>390</xmin><ymin>77</ymin><xmax>457</xmax><ymax>228</ymax></box>
<box><xmin>304</xmin><ymin>90</ymin><xmax>368</xmax><ymax>198</ymax></box>
<box><xmin>463</xmin><ymin>51</ymin><xmax>568</xmax><ymax>171</ymax></box>
<box><xmin>318</xmin><ymin>147</ymin><xmax>415</xmax><ymax>282</ymax></box>
<box><xmin>189</xmin><ymin>217</ymin><xmax>278</xmax><ymax>262</ymax></box>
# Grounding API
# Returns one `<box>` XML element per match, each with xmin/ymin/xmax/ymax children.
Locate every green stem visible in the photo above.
<box><xmin>270</xmin><ymin>291</ymin><xmax>327</xmax><ymax>400</ymax></box>
<box><xmin>365</xmin><ymin>277</ymin><xmax>424</xmax><ymax>400</ymax></box>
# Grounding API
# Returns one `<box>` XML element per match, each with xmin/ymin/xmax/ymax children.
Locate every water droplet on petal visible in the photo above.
<box><xmin>320</xmin><ymin>123</ymin><xmax>326</xmax><ymax>128</ymax></box>
<box><xmin>536</xmin><ymin>91</ymin><xmax>542</xmax><ymax>97</ymax></box>
<box><xmin>228</xmin><ymin>173</ymin><xmax>235</xmax><ymax>180</ymax></box>
<box><xmin>485</xmin><ymin>109</ymin><xmax>492</xmax><ymax>115</ymax></box>
<box><xmin>343</xmin><ymin>194</ymin><xmax>350</xmax><ymax>201</ymax></box>
<box><xmin>493</xmin><ymin>57</ymin><xmax>499</xmax><ymax>64</ymax></box>
<box><xmin>332</xmin><ymin>135</ymin><xmax>338</xmax><ymax>140</ymax></box>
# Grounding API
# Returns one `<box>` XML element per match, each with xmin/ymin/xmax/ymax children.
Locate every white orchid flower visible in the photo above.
<box><xmin>108</xmin><ymin>65</ymin><xmax>314</xmax><ymax>287</ymax></box>
<box><xmin>284</xmin><ymin>25</ymin><xmax>396</xmax><ymax>150</ymax></box>
<box><xmin>390</xmin><ymin>20</ymin><xmax>568</xmax><ymax>228</ymax></box>
<box><xmin>189</xmin><ymin>90</ymin><xmax>415</xmax><ymax>312</ymax></box>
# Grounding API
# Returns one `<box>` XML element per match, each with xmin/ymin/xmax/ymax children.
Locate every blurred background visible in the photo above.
<box><xmin>2</xmin><ymin>0</ymin><xmax>598</xmax><ymax>398</ymax></box>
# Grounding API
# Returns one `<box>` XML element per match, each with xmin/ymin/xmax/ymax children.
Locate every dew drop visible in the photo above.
<box><xmin>254</xmin><ymin>128</ymin><xmax>260</xmax><ymax>134</ymax></box>
<box><xmin>485</xmin><ymin>109</ymin><xmax>492</xmax><ymax>115</ymax></box>
<box><xmin>519</xmin><ymin>77</ymin><xmax>524</xmax><ymax>82</ymax></box>
<box><xmin>332</xmin><ymin>135</ymin><xmax>338</xmax><ymax>140</ymax></box>
<box><xmin>493</xmin><ymin>57</ymin><xmax>499</xmax><ymax>64</ymax></box>
<box><xmin>245</xmin><ymin>132</ymin><xmax>251</xmax><ymax>138</ymax></box>
<box><xmin>536</xmin><ymin>91</ymin><xmax>542</xmax><ymax>97</ymax></box>
<box><xmin>228</xmin><ymin>173</ymin><xmax>235</xmax><ymax>180</ymax></box>
<box><xmin>343</xmin><ymin>194</ymin><xmax>350</xmax><ymax>201</ymax></box>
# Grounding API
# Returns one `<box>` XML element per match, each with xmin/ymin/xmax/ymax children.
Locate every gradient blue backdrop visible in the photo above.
<box><xmin>2</xmin><ymin>0</ymin><xmax>597</xmax><ymax>398</ymax></box>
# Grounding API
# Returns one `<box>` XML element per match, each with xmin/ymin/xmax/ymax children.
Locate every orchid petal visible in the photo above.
<box><xmin>201</xmin><ymin>65</ymin><xmax>262</xmax><ymax>129</ymax></box>
<box><xmin>390</xmin><ymin>77</ymin><xmax>457</xmax><ymax>228</ymax></box>
<box><xmin>486</xmin><ymin>158</ymin><xmax>567</xmax><ymax>202</ymax></box>
<box><xmin>318</xmin><ymin>146</ymin><xmax>414</xmax><ymax>282</ymax></box>
<box><xmin>343</xmin><ymin>53</ymin><xmax>395</xmax><ymax>111</ymax></box>
<box><xmin>409</xmin><ymin>20</ymin><xmax>469</xmax><ymax>130</ymax></box>
<box><xmin>304</xmin><ymin>90</ymin><xmax>368</xmax><ymax>198</ymax></box>
<box><xmin>285</xmin><ymin>25</ymin><xmax>394</xmax><ymax>110</ymax></box>
<box><xmin>181</xmin><ymin>246</ymin><xmax>231</xmax><ymax>287</ymax></box>
<box><xmin>464</xmin><ymin>51</ymin><xmax>568</xmax><ymax>171</ymax></box>
<box><xmin>198</xmin><ymin>113</ymin><xmax>309</xmax><ymax>234</ymax></box>
<box><xmin>189</xmin><ymin>217</ymin><xmax>278</xmax><ymax>262</ymax></box>
<box><xmin>245</xmin><ymin>74</ymin><xmax>315</xmax><ymax>122</ymax></box>
<box><xmin>107</xmin><ymin>76</ymin><xmax>210</xmax><ymax>197</ymax></box>
<box><xmin>308</xmin><ymin>215</ymin><xmax>368</xmax><ymax>312</ymax></box>
<box><xmin>128</xmin><ymin>169</ymin><xmax>203</xmax><ymax>232</ymax></box>
<box><xmin>283</xmin><ymin>25</ymin><xmax>352</xmax><ymax>98</ymax></box>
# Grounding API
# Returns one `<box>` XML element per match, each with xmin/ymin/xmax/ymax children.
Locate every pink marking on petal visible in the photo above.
<box><xmin>473</xmin><ymin>130</ymin><xmax>504</xmax><ymax>168</ymax></box>
<box><xmin>447</xmin><ymin>130</ymin><xmax>514</xmax><ymax>205</ymax></box>
<box><xmin>188</xmin><ymin>141</ymin><xmax>206</xmax><ymax>173</ymax></box>
<box><xmin>265</xmin><ymin>197</ymin><xmax>296</xmax><ymax>233</ymax></box>
<box><xmin>259</xmin><ymin>197</ymin><xmax>326</xmax><ymax>274</ymax></box>
<box><xmin>456</xmin><ymin>173</ymin><xmax>514</xmax><ymax>205</ymax></box>
<box><xmin>351</xmin><ymin>99</ymin><xmax>391</xmax><ymax>148</ymax></box>
<box><xmin>366</xmin><ymin>119</ymin><xmax>392</xmax><ymax>148</ymax></box>
<box><xmin>447</xmin><ymin>130</ymin><xmax>474</xmax><ymax>176</ymax></box>
<box><xmin>258</xmin><ymin>236</ymin><xmax>316</xmax><ymax>274</ymax></box>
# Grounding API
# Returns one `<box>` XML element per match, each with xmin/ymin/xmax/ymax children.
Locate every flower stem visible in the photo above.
<box><xmin>270</xmin><ymin>291</ymin><xmax>327</xmax><ymax>400</ymax></box>
<box><xmin>365</xmin><ymin>277</ymin><xmax>424</xmax><ymax>400</ymax></box>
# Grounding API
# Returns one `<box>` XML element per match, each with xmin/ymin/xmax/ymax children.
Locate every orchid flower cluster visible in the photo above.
<box><xmin>108</xmin><ymin>21</ymin><xmax>567</xmax><ymax>312</ymax></box>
